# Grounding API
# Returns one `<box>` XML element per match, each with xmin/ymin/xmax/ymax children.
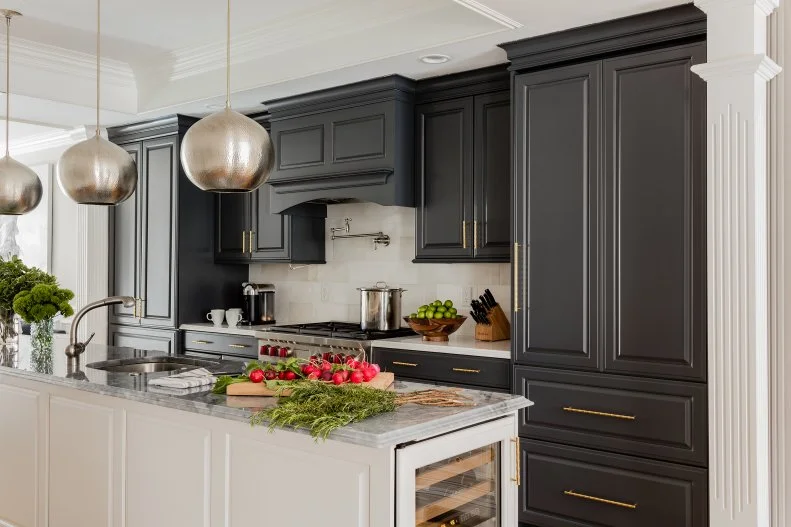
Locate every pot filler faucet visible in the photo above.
<box><xmin>65</xmin><ymin>296</ymin><xmax>136</xmax><ymax>358</ymax></box>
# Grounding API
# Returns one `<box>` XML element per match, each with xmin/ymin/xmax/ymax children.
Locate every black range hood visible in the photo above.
<box><xmin>263</xmin><ymin>75</ymin><xmax>416</xmax><ymax>214</ymax></box>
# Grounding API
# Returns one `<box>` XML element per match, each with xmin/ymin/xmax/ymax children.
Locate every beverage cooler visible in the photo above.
<box><xmin>396</xmin><ymin>417</ymin><xmax>519</xmax><ymax>527</ymax></box>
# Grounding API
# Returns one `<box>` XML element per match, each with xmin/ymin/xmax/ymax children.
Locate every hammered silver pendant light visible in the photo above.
<box><xmin>56</xmin><ymin>0</ymin><xmax>136</xmax><ymax>205</ymax></box>
<box><xmin>0</xmin><ymin>10</ymin><xmax>42</xmax><ymax>215</ymax></box>
<box><xmin>179</xmin><ymin>0</ymin><xmax>274</xmax><ymax>193</ymax></box>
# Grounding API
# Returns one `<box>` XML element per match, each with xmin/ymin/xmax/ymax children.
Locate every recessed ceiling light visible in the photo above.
<box><xmin>419</xmin><ymin>54</ymin><xmax>451</xmax><ymax>64</ymax></box>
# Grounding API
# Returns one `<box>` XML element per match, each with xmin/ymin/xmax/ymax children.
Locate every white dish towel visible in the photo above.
<box><xmin>148</xmin><ymin>368</ymin><xmax>217</xmax><ymax>389</ymax></box>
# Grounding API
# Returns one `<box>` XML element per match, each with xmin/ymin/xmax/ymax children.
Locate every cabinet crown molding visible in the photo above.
<box><xmin>691</xmin><ymin>53</ymin><xmax>781</xmax><ymax>82</ymax></box>
<box><xmin>499</xmin><ymin>4</ymin><xmax>705</xmax><ymax>71</ymax></box>
<box><xmin>694</xmin><ymin>0</ymin><xmax>779</xmax><ymax>16</ymax></box>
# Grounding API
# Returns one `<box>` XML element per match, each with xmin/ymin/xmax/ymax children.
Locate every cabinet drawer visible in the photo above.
<box><xmin>514</xmin><ymin>367</ymin><xmax>706</xmax><ymax>466</ymax></box>
<box><xmin>520</xmin><ymin>440</ymin><xmax>707</xmax><ymax>527</ymax></box>
<box><xmin>182</xmin><ymin>331</ymin><xmax>258</xmax><ymax>359</ymax></box>
<box><xmin>372</xmin><ymin>348</ymin><xmax>509</xmax><ymax>390</ymax></box>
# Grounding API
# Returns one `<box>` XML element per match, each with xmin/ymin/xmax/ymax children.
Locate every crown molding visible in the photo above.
<box><xmin>9</xmin><ymin>126</ymin><xmax>91</xmax><ymax>157</ymax></box>
<box><xmin>451</xmin><ymin>0</ymin><xmax>523</xmax><ymax>29</ymax></box>
<box><xmin>0</xmin><ymin>37</ymin><xmax>135</xmax><ymax>90</ymax></box>
<box><xmin>691</xmin><ymin>53</ymin><xmax>782</xmax><ymax>82</ymax></box>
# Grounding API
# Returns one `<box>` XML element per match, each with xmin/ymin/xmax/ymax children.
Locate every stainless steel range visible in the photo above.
<box><xmin>256</xmin><ymin>322</ymin><xmax>416</xmax><ymax>362</ymax></box>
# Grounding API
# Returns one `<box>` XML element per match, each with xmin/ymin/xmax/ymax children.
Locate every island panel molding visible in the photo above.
<box><xmin>692</xmin><ymin>0</ymin><xmax>782</xmax><ymax>525</ymax></box>
<box><xmin>0</xmin><ymin>384</ymin><xmax>39</xmax><ymax>527</ymax></box>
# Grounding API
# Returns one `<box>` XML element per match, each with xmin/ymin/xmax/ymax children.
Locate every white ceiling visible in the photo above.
<box><xmin>0</xmin><ymin>0</ymin><xmax>687</xmax><ymax>143</ymax></box>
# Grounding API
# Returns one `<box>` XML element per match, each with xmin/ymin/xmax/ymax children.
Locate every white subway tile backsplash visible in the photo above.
<box><xmin>251</xmin><ymin>203</ymin><xmax>510</xmax><ymax>325</ymax></box>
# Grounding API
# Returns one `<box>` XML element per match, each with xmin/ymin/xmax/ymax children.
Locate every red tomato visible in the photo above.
<box><xmin>249</xmin><ymin>369</ymin><xmax>264</xmax><ymax>383</ymax></box>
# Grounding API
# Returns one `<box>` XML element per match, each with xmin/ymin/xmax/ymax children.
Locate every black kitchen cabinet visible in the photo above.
<box><xmin>414</xmin><ymin>68</ymin><xmax>510</xmax><ymax>263</ymax></box>
<box><xmin>109</xmin><ymin>324</ymin><xmax>178</xmax><ymax>355</ymax></box>
<box><xmin>519</xmin><ymin>440</ymin><xmax>707</xmax><ymax>527</ymax></box>
<box><xmin>214</xmin><ymin>114</ymin><xmax>326</xmax><ymax>265</ymax></box>
<box><xmin>602</xmin><ymin>44</ymin><xmax>707</xmax><ymax>382</ymax></box>
<box><xmin>512</xmin><ymin>62</ymin><xmax>601</xmax><ymax>371</ymax></box>
<box><xmin>108</xmin><ymin>115</ymin><xmax>249</xmax><ymax>334</ymax></box>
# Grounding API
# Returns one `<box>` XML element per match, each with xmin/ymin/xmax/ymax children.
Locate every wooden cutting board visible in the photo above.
<box><xmin>225</xmin><ymin>372</ymin><xmax>394</xmax><ymax>397</ymax></box>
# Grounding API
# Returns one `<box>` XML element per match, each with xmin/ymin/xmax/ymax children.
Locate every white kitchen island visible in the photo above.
<box><xmin>0</xmin><ymin>343</ymin><xmax>529</xmax><ymax>527</ymax></box>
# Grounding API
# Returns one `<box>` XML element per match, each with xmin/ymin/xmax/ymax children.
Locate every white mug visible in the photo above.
<box><xmin>225</xmin><ymin>310</ymin><xmax>242</xmax><ymax>327</ymax></box>
<box><xmin>207</xmin><ymin>309</ymin><xmax>225</xmax><ymax>327</ymax></box>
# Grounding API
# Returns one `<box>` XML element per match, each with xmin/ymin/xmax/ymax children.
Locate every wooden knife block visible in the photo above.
<box><xmin>474</xmin><ymin>305</ymin><xmax>510</xmax><ymax>342</ymax></box>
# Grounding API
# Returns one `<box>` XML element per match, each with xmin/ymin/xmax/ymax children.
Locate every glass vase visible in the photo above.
<box><xmin>31</xmin><ymin>318</ymin><xmax>54</xmax><ymax>374</ymax></box>
<box><xmin>0</xmin><ymin>309</ymin><xmax>20</xmax><ymax>368</ymax></box>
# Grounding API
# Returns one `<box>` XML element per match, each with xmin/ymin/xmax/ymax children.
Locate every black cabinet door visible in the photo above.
<box><xmin>138</xmin><ymin>136</ymin><xmax>178</xmax><ymax>328</ymax></box>
<box><xmin>513</xmin><ymin>62</ymin><xmax>601</xmax><ymax>370</ymax></box>
<box><xmin>250</xmin><ymin>183</ymin><xmax>290</xmax><ymax>261</ymax></box>
<box><xmin>109</xmin><ymin>324</ymin><xmax>177</xmax><ymax>354</ymax></box>
<box><xmin>473</xmin><ymin>91</ymin><xmax>510</xmax><ymax>260</ymax></box>
<box><xmin>415</xmin><ymin>98</ymin><xmax>474</xmax><ymax>260</ymax></box>
<box><xmin>215</xmin><ymin>193</ymin><xmax>251</xmax><ymax>262</ymax></box>
<box><xmin>109</xmin><ymin>142</ymin><xmax>141</xmax><ymax>325</ymax></box>
<box><xmin>602</xmin><ymin>43</ymin><xmax>706</xmax><ymax>381</ymax></box>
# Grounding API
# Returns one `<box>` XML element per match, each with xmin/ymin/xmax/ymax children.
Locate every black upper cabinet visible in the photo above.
<box><xmin>510</xmin><ymin>42</ymin><xmax>706</xmax><ymax>382</ymax></box>
<box><xmin>603</xmin><ymin>44</ymin><xmax>707</xmax><ymax>381</ymax></box>
<box><xmin>215</xmin><ymin>193</ymin><xmax>249</xmax><ymax>262</ymax></box>
<box><xmin>513</xmin><ymin>62</ymin><xmax>601</xmax><ymax>371</ymax></box>
<box><xmin>415</xmin><ymin>98</ymin><xmax>474</xmax><ymax>260</ymax></box>
<box><xmin>414</xmin><ymin>66</ymin><xmax>511</xmax><ymax>263</ymax></box>
<box><xmin>108</xmin><ymin>116</ymin><xmax>249</xmax><ymax>330</ymax></box>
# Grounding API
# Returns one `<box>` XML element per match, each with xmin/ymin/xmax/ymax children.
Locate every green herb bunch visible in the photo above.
<box><xmin>0</xmin><ymin>256</ymin><xmax>57</xmax><ymax>313</ymax></box>
<box><xmin>13</xmin><ymin>283</ymin><xmax>75</xmax><ymax>324</ymax></box>
<box><xmin>251</xmin><ymin>382</ymin><xmax>397</xmax><ymax>440</ymax></box>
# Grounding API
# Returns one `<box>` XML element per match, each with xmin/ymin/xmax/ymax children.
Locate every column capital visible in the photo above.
<box><xmin>692</xmin><ymin>53</ymin><xmax>782</xmax><ymax>81</ymax></box>
<box><xmin>695</xmin><ymin>0</ymin><xmax>779</xmax><ymax>16</ymax></box>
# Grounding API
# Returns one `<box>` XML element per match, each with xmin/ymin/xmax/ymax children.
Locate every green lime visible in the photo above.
<box><xmin>410</xmin><ymin>313</ymin><xmax>417</xmax><ymax>318</ymax></box>
<box><xmin>436</xmin><ymin>306</ymin><xmax>447</xmax><ymax>313</ymax></box>
<box><xmin>416</xmin><ymin>311</ymin><xmax>426</xmax><ymax>319</ymax></box>
<box><xmin>432</xmin><ymin>300</ymin><xmax>442</xmax><ymax>307</ymax></box>
<box><xmin>444</xmin><ymin>311</ymin><xmax>454</xmax><ymax>319</ymax></box>
<box><xmin>444</xmin><ymin>300</ymin><xmax>453</xmax><ymax>308</ymax></box>
<box><xmin>418</xmin><ymin>305</ymin><xmax>428</xmax><ymax>312</ymax></box>
<box><xmin>449</xmin><ymin>308</ymin><xmax>458</xmax><ymax>315</ymax></box>
<box><xmin>425</xmin><ymin>311</ymin><xmax>435</xmax><ymax>319</ymax></box>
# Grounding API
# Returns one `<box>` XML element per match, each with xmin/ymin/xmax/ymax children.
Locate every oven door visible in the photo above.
<box><xmin>395</xmin><ymin>416</ymin><xmax>519</xmax><ymax>527</ymax></box>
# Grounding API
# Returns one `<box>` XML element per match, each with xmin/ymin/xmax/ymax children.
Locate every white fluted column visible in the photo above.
<box><xmin>692</xmin><ymin>1</ymin><xmax>781</xmax><ymax>526</ymax></box>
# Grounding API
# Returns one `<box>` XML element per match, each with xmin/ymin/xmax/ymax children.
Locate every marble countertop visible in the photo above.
<box><xmin>372</xmin><ymin>334</ymin><xmax>511</xmax><ymax>359</ymax></box>
<box><xmin>0</xmin><ymin>340</ymin><xmax>530</xmax><ymax>448</ymax></box>
<box><xmin>180</xmin><ymin>322</ymin><xmax>274</xmax><ymax>337</ymax></box>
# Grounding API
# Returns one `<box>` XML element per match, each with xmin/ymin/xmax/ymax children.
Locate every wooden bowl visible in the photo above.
<box><xmin>403</xmin><ymin>315</ymin><xmax>467</xmax><ymax>342</ymax></box>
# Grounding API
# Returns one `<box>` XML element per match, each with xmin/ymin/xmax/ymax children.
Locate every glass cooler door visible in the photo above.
<box><xmin>396</xmin><ymin>416</ymin><xmax>519</xmax><ymax>527</ymax></box>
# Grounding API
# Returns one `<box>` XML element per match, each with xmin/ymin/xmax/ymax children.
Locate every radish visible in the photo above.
<box><xmin>350</xmin><ymin>371</ymin><xmax>364</xmax><ymax>384</ymax></box>
<box><xmin>371</xmin><ymin>363</ymin><xmax>381</xmax><ymax>374</ymax></box>
<box><xmin>249</xmin><ymin>369</ymin><xmax>264</xmax><ymax>383</ymax></box>
<box><xmin>307</xmin><ymin>371</ymin><xmax>319</xmax><ymax>380</ymax></box>
<box><xmin>284</xmin><ymin>371</ymin><xmax>297</xmax><ymax>381</ymax></box>
<box><xmin>320</xmin><ymin>361</ymin><xmax>332</xmax><ymax>372</ymax></box>
<box><xmin>332</xmin><ymin>372</ymin><xmax>344</xmax><ymax>385</ymax></box>
<box><xmin>320</xmin><ymin>371</ymin><xmax>333</xmax><ymax>382</ymax></box>
<box><xmin>362</xmin><ymin>367</ymin><xmax>377</xmax><ymax>382</ymax></box>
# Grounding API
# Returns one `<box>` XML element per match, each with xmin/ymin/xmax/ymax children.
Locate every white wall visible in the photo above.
<box><xmin>249</xmin><ymin>202</ymin><xmax>510</xmax><ymax>337</ymax></box>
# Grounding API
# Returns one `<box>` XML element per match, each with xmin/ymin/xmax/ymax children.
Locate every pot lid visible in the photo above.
<box><xmin>357</xmin><ymin>281</ymin><xmax>406</xmax><ymax>292</ymax></box>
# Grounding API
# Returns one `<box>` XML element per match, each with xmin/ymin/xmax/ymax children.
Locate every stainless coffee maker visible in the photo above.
<box><xmin>242</xmin><ymin>283</ymin><xmax>276</xmax><ymax>325</ymax></box>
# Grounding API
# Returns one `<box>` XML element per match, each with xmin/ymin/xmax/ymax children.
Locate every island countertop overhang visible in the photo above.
<box><xmin>0</xmin><ymin>341</ymin><xmax>531</xmax><ymax>448</ymax></box>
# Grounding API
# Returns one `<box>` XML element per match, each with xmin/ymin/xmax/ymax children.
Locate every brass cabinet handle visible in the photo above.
<box><xmin>513</xmin><ymin>242</ymin><xmax>519</xmax><ymax>312</ymax></box>
<box><xmin>452</xmin><ymin>368</ymin><xmax>480</xmax><ymax>374</ymax></box>
<box><xmin>564</xmin><ymin>490</ymin><xmax>637</xmax><ymax>510</ymax></box>
<box><xmin>462</xmin><ymin>221</ymin><xmax>468</xmax><ymax>249</ymax></box>
<box><xmin>473</xmin><ymin>220</ymin><xmax>478</xmax><ymax>250</ymax></box>
<box><xmin>132</xmin><ymin>298</ymin><xmax>138</xmax><ymax>318</ymax></box>
<box><xmin>228</xmin><ymin>344</ymin><xmax>251</xmax><ymax>349</ymax></box>
<box><xmin>511</xmin><ymin>437</ymin><xmax>521</xmax><ymax>486</ymax></box>
<box><xmin>192</xmin><ymin>340</ymin><xmax>212</xmax><ymax>345</ymax></box>
<box><xmin>562</xmin><ymin>407</ymin><xmax>636</xmax><ymax>420</ymax></box>
<box><xmin>392</xmin><ymin>361</ymin><xmax>418</xmax><ymax>367</ymax></box>
<box><xmin>249</xmin><ymin>230</ymin><xmax>255</xmax><ymax>254</ymax></box>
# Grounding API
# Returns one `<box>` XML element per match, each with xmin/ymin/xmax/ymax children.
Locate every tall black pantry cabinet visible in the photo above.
<box><xmin>107</xmin><ymin>116</ymin><xmax>248</xmax><ymax>351</ymax></box>
<box><xmin>502</xmin><ymin>5</ymin><xmax>709</xmax><ymax>527</ymax></box>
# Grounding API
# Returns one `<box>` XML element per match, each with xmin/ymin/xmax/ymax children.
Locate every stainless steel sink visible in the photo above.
<box><xmin>86</xmin><ymin>356</ymin><xmax>221</xmax><ymax>374</ymax></box>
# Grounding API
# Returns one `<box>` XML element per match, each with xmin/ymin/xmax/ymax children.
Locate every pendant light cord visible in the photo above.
<box><xmin>4</xmin><ymin>14</ymin><xmax>9</xmax><ymax>156</ymax></box>
<box><xmin>226</xmin><ymin>0</ymin><xmax>230</xmax><ymax>109</ymax></box>
<box><xmin>95</xmin><ymin>0</ymin><xmax>100</xmax><ymax>137</ymax></box>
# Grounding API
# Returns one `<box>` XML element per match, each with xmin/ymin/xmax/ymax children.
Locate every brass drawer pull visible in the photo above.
<box><xmin>562</xmin><ymin>406</ymin><xmax>636</xmax><ymax>420</ymax></box>
<box><xmin>249</xmin><ymin>230</ymin><xmax>255</xmax><ymax>254</ymax></box>
<box><xmin>242</xmin><ymin>230</ymin><xmax>246</xmax><ymax>254</ymax></box>
<box><xmin>228</xmin><ymin>344</ymin><xmax>251</xmax><ymax>349</ymax></box>
<box><xmin>511</xmin><ymin>437</ymin><xmax>521</xmax><ymax>486</ymax></box>
<box><xmin>452</xmin><ymin>368</ymin><xmax>480</xmax><ymax>374</ymax></box>
<box><xmin>192</xmin><ymin>340</ymin><xmax>213</xmax><ymax>345</ymax></box>
<box><xmin>392</xmin><ymin>361</ymin><xmax>418</xmax><ymax>367</ymax></box>
<box><xmin>462</xmin><ymin>221</ymin><xmax>468</xmax><ymax>249</ymax></box>
<box><xmin>564</xmin><ymin>490</ymin><xmax>637</xmax><ymax>510</ymax></box>
<box><xmin>473</xmin><ymin>220</ymin><xmax>478</xmax><ymax>250</ymax></box>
